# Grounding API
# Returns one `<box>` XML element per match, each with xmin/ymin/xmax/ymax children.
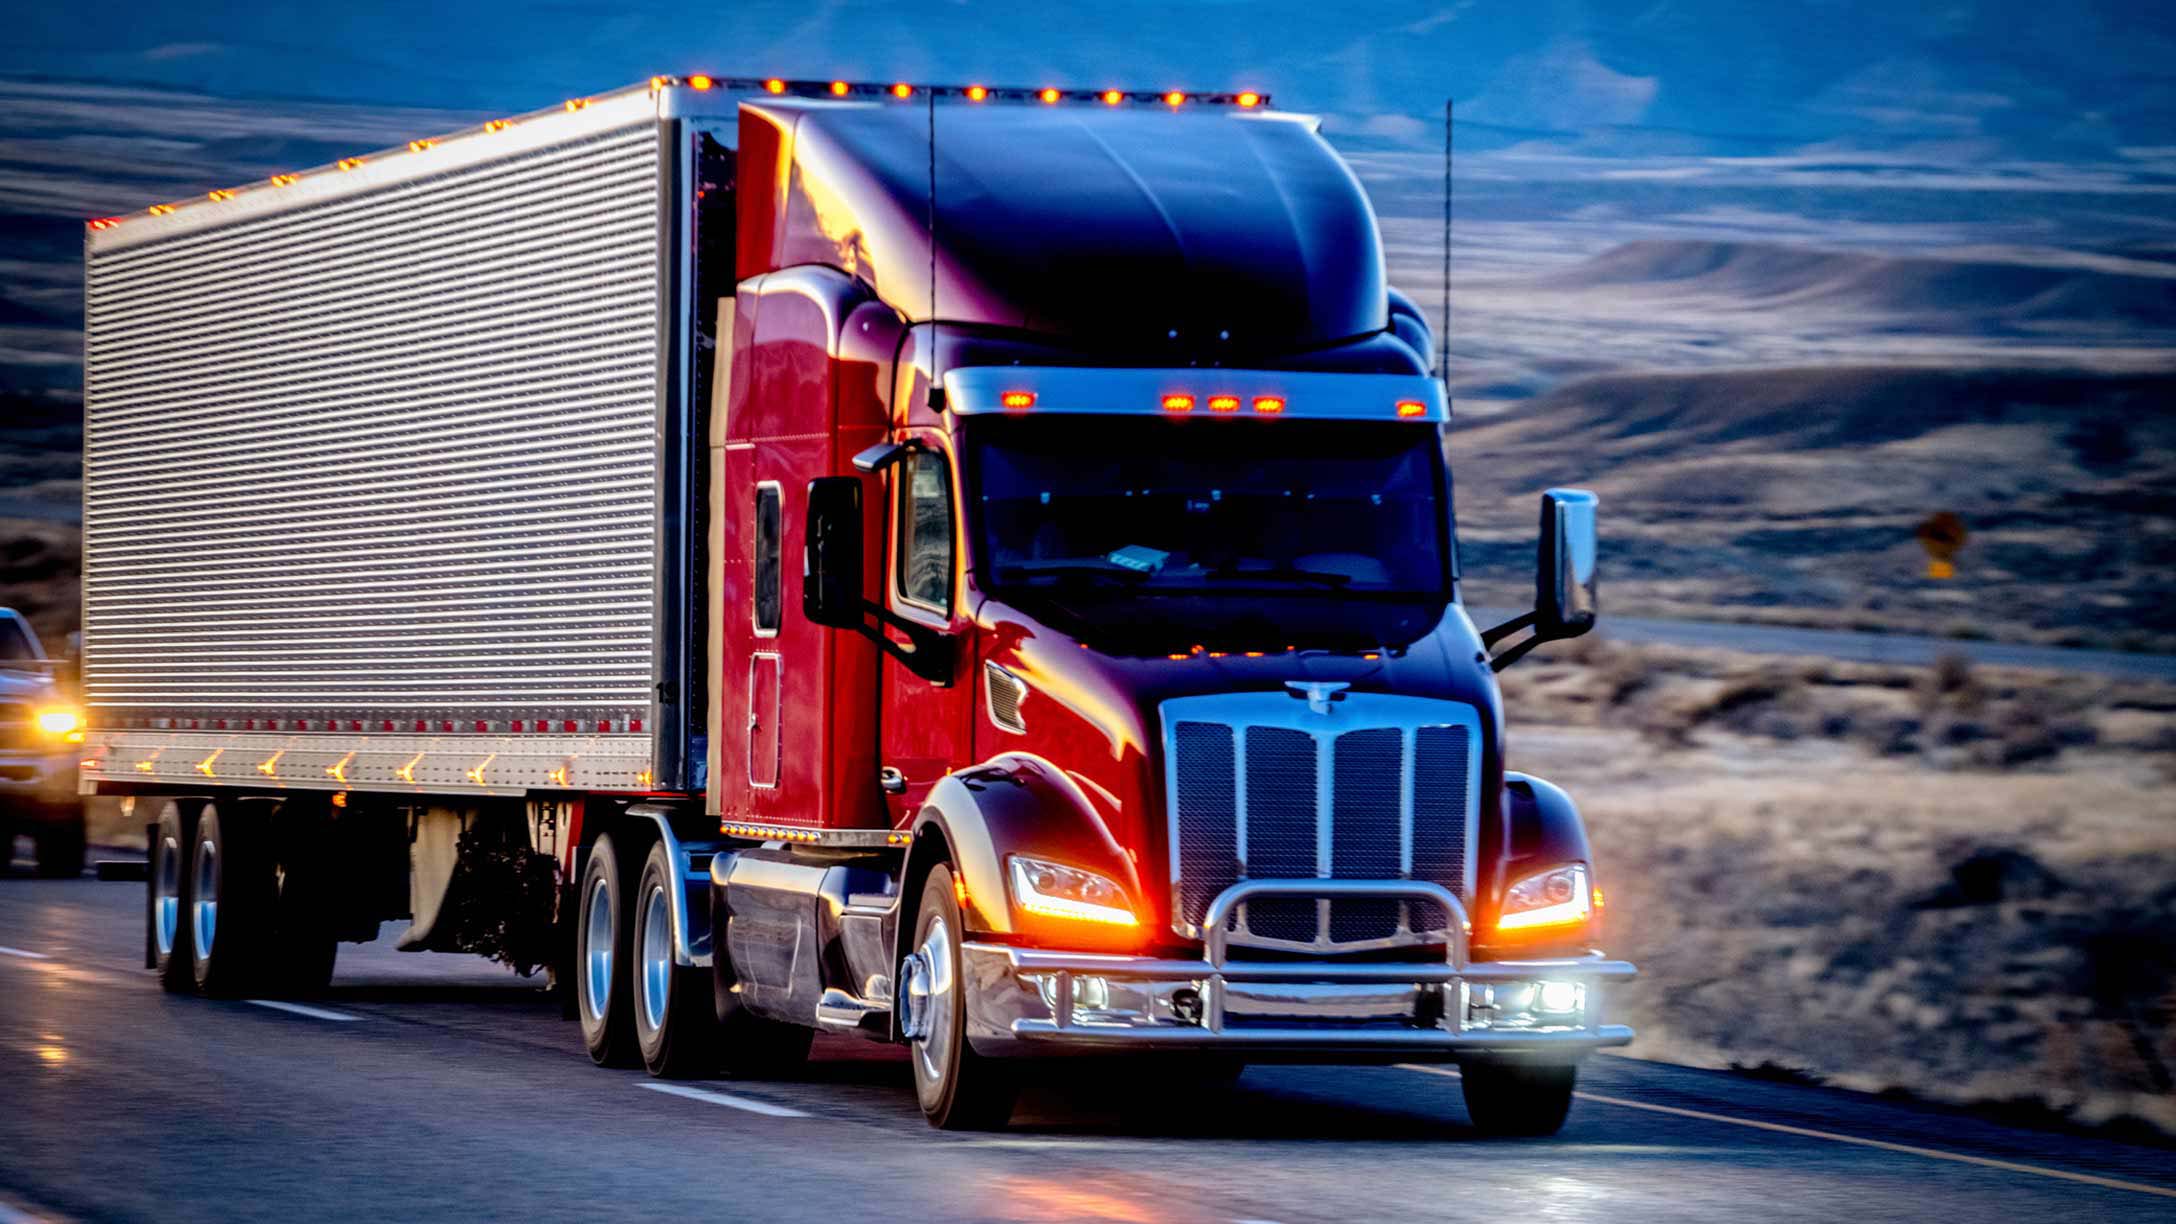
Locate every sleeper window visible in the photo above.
<box><xmin>754</xmin><ymin>484</ymin><xmax>781</xmax><ymax>634</ymax></box>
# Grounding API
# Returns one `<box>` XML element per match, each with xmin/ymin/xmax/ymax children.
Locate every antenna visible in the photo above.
<box><xmin>1439</xmin><ymin>96</ymin><xmax>1452</xmax><ymax>393</ymax></box>
<box><xmin>926</xmin><ymin>88</ymin><xmax>945</xmax><ymax>410</ymax></box>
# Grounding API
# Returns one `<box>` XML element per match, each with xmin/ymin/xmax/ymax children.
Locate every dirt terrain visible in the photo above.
<box><xmin>1499</xmin><ymin>634</ymin><xmax>2176</xmax><ymax>1135</ymax></box>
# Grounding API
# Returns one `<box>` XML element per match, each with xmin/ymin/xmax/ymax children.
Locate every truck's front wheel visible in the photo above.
<box><xmin>1460</xmin><ymin>1060</ymin><xmax>1578</xmax><ymax>1137</ymax></box>
<box><xmin>902</xmin><ymin>864</ymin><xmax>1017</xmax><ymax>1130</ymax></box>
<box><xmin>576</xmin><ymin>834</ymin><xmax>639</xmax><ymax>1067</ymax></box>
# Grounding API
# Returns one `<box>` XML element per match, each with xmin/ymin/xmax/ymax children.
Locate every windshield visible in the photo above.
<box><xmin>967</xmin><ymin>416</ymin><xmax>1451</xmax><ymax>602</ymax></box>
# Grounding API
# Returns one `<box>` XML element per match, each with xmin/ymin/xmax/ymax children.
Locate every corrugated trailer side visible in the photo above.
<box><xmin>78</xmin><ymin>85</ymin><xmax>682</xmax><ymax>799</ymax></box>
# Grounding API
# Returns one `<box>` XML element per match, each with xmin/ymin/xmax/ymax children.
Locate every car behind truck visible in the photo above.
<box><xmin>79</xmin><ymin>76</ymin><xmax>1632</xmax><ymax>1135</ymax></box>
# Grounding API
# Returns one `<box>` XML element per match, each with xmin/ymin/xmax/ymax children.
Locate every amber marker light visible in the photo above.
<box><xmin>563</xmin><ymin>97</ymin><xmax>589</xmax><ymax>111</ymax></box>
<box><xmin>1396</xmin><ymin>399</ymin><xmax>1427</xmax><ymax>418</ymax></box>
<box><xmin>196</xmin><ymin>749</ymin><xmax>223</xmax><ymax>777</ymax></box>
<box><xmin>208</xmin><ymin>189</ymin><xmax>236</xmax><ymax>201</ymax></box>
<box><xmin>256</xmin><ymin>750</ymin><xmax>284</xmax><ymax>778</ymax></box>
<box><xmin>687</xmin><ymin>74</ymin><xmax>715</xmax><ymax>91</ymax></box>
<box><xmin>966</xmin><ymin>84</ymin><xmax>989</xmax><ymax>102</ymax></box>
<box><xmin>1207</xmin><ymin>395</ymin><xmax>1241</xmax><ymax>413</ymax></box>
<box><xmin>148</xmin><ymin>204</ymin><xmax>176</xmax><ymax>215</ymax></box>
<box><xmin>1164</xmin><ymin>90</ymin><xmax>1185</xmax><ymax>107</ymax></box>
<box><xmin>269</xmin><ymin>173</ymin><xmax>299</xmax><ymax>187</ymax></box>
<box><xmin>765</xmin><ymin>78</ymin><xmax>787</xmax><ymax>94</ymax></box>
<box><xmin>337</xmin><ymin>158</ymin><xmax>363</xmax><ymax>171</ymax></box>
<box><xmin>1237</xmin><ymin>91</ymin><xmax>1262</xmax><ymax>108</ymax></box>
<box><xmin>484</xmin><ymin>118</ymin><xmax>512</xmax><ymax>132</ymax></box>
<box><xmin>408</xmin><ymin>139</ymin><xmax>435</xmax><ymax>152</ymax></box>
<box><xmin>1102</xmin><ymin>89</ymin><xmax>1123</xmax><ymax>105</ymax></box>
<box><xmin>1039</xmin><ymin>87</ymin><xmax>1060</xmax><ymax>104</ymax></box>
<box><xmin>1000</xmin><ymin>390</ymin><xmax>1036</xmax><ymax>408</ymax></box>
<box><xmin>1252</xmin><ymin>395</ymin><xmax>1286</xmax><ymax>414</ymax></box>
<box><xmin>1161</xmin><ymin>393</ymin><xmax>1196</xmax><ymax>412</ymax></box>
<box><xmin>891</xmin><ymin>82</ymin><xmax>913</xmax><ymax>98</ymax></box>
<box><xmin>830</xmin><ymin>80</ymin><xmax>850</xmax><ymax>96</ymax></box>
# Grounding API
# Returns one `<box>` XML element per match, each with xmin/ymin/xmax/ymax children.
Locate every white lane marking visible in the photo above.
<box><xmin>638</xmin><ymin>1081</ymin><xmax>809</xmax><ymax>1118</ymax></box>
<box><xmin>1401</xmin><ymin>1064</ymin><xmax>2176</xmax><ymax>1200</ymax></box>
<box><xmin>244</xmin><ymin>999</ymin><xmax>362</xmax><ymax>1022</ymax></box>
<box><xmin>0</xmin><ymin>945</ymin><xmax>52</xmax><ymax>960</ymax></box>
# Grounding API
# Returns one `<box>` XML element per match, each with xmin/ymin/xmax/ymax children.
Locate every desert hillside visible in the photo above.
<box><xmin>1452</xmin><ymin>366</ymin><xmax>2176</xmax><ymax>651</ymax></box>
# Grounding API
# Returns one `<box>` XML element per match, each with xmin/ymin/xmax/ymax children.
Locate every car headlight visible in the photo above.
<box><xmin>1007</xmin><ymin>855</ymin><xmax>1137</xmax><ymax>927</ymax></box>
<box><xmin>1496</xmin><ymin>863</ymin><xmax>1592</xmax><ymax>932</ymax></box>
<box><xmin>36</xmin><ymin>709</ymin><xmax>80</xmax><ymax>736</ymax></box>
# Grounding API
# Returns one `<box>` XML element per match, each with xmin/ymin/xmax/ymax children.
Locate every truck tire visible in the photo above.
<box><xmin>903</xmin><ymin>864</ymin><xmax>1018</xmax><ymax>1130</ymax></box>
<box><xmin>1460</xmin><ymin>1060</ymin><xmax>1578</xmax><ymax>1137</ymax></box>
<box><xmin>576</xmin><ymin>833</ymin><xmax>639</xmax><ymax>1067</ymax></box>
<box><xmin>151</xmin><ymin>800</ymin><xmax>197</xmax><ymax>993</ymax></box>
<box><xmin>188</xmin><ymin>801</ymin><xmax>276</xmax><ymax>996</ymax></box>
<box><xmin>32</xmin><ymin>813</ymin><xmax>86</xmax><ymax>879</ymax></box>
<box><xmin>634</xmin><ymin>839</ymin><xmax>718</xmax><ymax>1078</ymax></box>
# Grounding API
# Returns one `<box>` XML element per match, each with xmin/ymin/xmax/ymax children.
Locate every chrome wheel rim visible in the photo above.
<box><xmin>582</xmin><ymin>874</ymin><xmax>613</xmax><ymax>1024</ymax></box>
<box><xmin>904</xmin><ymin>915</ymin><xmax>955</xmax><ymax>1086</ymax></box>
<box><xmin>638</xmin><ymin>882</ymin><xmax>671</xmax><ymax>1034</ymax></box>
<box><xmin>190</xmin><ymin>837</ymin><xmax>217</xmax><ymax>963</ymax></box>
<box><xmin>154</xmin><ymin>832</ymin><xmax>181</xmax><ymax>957</ymax></box>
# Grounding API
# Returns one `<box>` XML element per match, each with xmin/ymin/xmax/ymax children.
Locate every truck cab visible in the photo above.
<box><xmin>672</xmin><ymin>94</ymin><xmax>1630</xmax><ymax>1134</ymax></box>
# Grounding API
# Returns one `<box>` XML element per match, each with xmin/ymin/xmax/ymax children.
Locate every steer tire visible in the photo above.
<box><xmin>188</xmin><ymin>801</ymin><xmax>276</xmax><ymax>996</ymax></box>
<box><xmin>634</xmin><ymin>839</ymin><xmax>719</xmax><ymax>1078</ymax></box>
<box><xmin>1460</xmin><ymin>1060</ymin><xmax>1578</xmax><ymax>1137</ymax></box>
<box><xmin>151</xmin><ymin>800</ymin><xmax>198</xmax><ymax>993</ymax></box>
<box><xmin>575</xmin><ymin>833</ymin><xmax>640</xmax><ymax>1067</ymax></box>
<box><xmin>906</xmin><ymin>864</ymin><xmax>1018</xmax><ymax>1130</ymax></box>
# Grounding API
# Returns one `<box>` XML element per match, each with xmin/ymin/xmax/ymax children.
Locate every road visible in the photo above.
<box><xmin>3</xmin><ymin>861</ymin><xmax>2174</xmax><ymax>1223</ymax></box>
<box><xmin>1473</xmin><ymin>608</ymin><xmax>2176</xmax><ymax>681</ymax></box>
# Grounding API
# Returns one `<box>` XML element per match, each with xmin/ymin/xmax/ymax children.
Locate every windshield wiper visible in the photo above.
<box><xmin>1201</xmin><ymin>562</ymin><xmax>1354</xmax><ymax>589</ymax></box>
<box><xmin>997</xmin><ymin>562</ymin><xmax>1155</xmax><ymax>587</ymax></box>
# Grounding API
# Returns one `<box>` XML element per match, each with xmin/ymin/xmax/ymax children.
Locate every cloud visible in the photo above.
<box><xmin>142</xmin><ymin>43</ymin><xmax>225</xmax><ymax>63</ymax></box>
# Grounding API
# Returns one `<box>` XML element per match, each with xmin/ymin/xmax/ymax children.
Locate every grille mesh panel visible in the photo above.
<box><xmin>81</xmin><ymin>126</ymin><xmax>664</xmax><ymax>720</ymax></box>
<box><xmin>1330</xmin><ymin>728</ymin><xmax>1403</xmax><ymax>942</ymax></box>
<box><xmin>1171</xmin><ymin>721</ymin><xmax>1238</xmax><ymax>928</ymax></box>
<box><xmin>1411</xmin><ymin>725</ymin><xmax>1473</xmax><ymax>932</ymax></box>
<box><xmin>1243</xmin><ymin>726</ymin><xmax>1318</xmax><ymax>943</ymax></box>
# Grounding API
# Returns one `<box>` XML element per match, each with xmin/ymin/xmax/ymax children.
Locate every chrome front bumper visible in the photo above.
<box><xmin>963</xmin><ymin>879</ymin><xmax>1635</xmax><ymax>1061</ymax></box>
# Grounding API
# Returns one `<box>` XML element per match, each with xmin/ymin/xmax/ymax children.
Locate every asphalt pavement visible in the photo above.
<box><xmin>3</xmin><ymin>856</ymin><xmax>2174</xmax><ymax>1223</ymax></box>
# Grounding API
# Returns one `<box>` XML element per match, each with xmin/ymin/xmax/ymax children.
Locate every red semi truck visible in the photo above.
<box><xmin>79</xmin><ymin>76</ymin><xmax>1632</xmax><ymax>1134</ymax></box>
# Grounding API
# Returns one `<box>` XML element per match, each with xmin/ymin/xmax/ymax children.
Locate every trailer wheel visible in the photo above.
<box><xmin>1460</xmin><ymin>1060</ymin><xmax>1578</xmax><ymax>1137</ymax></box>
<box><xmin>902</xmin><ymin>864</ymin><xmax>1017</xmax><ymax>1130</ymax></box>
<box><xmin>576</xmin><ymin>833</ymin><xmax>639</xmax><ymax>1067</ymax></box>
<box><xmin>188</xmin><ymin>801</ymin><xmax>275</xmax><ymax>996</ymax></box>
<box><xmin>633</xmin><ymin>839</ymin><xmax>718</xmax><ymax>1077</ymax></box>
<box><xmin>151</xmin><ymin>800</ymin><xmax>198</xmax><ymax>992</ymax></box>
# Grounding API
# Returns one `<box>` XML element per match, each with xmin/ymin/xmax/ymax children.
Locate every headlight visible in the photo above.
<box><xmin>1007</xmin><ymin>855</ymin><xmax>1137</xmax><ymax>927</ymax></box>
<box><xmin>1496</xmin><ymin>863</ymin><xmax>1592</xmax><ymax>932</ymax></box>
<box><xmin>35</xmin><ymin>709</ymin><xmax>79</xmax><ymax>736</ymax></box>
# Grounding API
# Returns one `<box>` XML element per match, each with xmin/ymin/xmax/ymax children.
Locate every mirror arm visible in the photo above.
<box><xmin>851</xmin><ymin>599</ymin><xmax>955</xmax><ymax>685</ymax></box>
<box><xmin>1487</xmin><ymin>633</ymin><xmax>1545</xmax><ymax>673</ymax></box>
<box><xmin>1479</xmin><ymin>609</ymin><xmax>1535</xmax><ymax>649</ymax></box>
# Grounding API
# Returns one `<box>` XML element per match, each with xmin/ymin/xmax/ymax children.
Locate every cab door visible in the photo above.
<box><xmin>879</xmin><ymin>433</ymin><xmax>976</xmax><ymax>822</ymax></box>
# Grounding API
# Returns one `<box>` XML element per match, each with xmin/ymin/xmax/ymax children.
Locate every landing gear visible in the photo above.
<box><xmin>1460</xmin><ymin>1060</ymin><xmax>1578</xmax><ymax>1137</ymax></box>
<box><xmin>901</xmin><ymin>864</ymin><xmax>1017</xmax><ymax>1130</ymax></box>
<box><xmin>634</xmin><ymin>839</ymin><xmax>718</xmax><ymax>1078</ymax></box>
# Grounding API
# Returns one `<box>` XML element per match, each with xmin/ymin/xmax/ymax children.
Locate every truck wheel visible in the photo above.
<box><xmin>188</xmin><ymin>802</ymin><xmax>275</xmax><ymax>996</ymax></box>
<box><xmin>576</xmin><ymin>833</ymin><xmax>639</xmax><ymax>1067</ymax></box>
<box><xmin>1460</xmin><ymin>1061</ymin><xmax>1578</xmax><ymax>1137</ymax></box>
<box><xmin>32</xmin><ymin>812</ymin><xmax>86</xmax><ymax>878</ymax></box>
<box><xmin>151</xmin><ymin>800</ymin><xmax>197</xmax><ymax>992</ymax></box>
<box><xmin>634</xmin><ymin>839</ymin><xmax>718</xmax><ymax>1078</ymax></box>
<box><xmin>902</xmin><ymin>864</ymin><xmax>1017</xmax><ymax>1130</ymax></box>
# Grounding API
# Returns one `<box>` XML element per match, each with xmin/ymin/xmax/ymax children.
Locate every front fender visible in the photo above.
<box><xmin>910</xmin><ymin>752</ymin><xmax>1146</xmax><ymax>951</ymax></box>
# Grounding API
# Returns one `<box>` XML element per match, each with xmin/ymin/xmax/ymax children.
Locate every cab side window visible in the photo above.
<box><xmin>897</xmin><ymin>450</ymin><xmax>953</xmax><ymax>612</ymax></box>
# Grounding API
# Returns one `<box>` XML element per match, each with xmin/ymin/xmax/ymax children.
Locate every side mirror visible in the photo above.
<box><xmin>1480</xmin><ymin>488</ymin><xmax>1599</xmax><ymax>670</ymax></box>
<box><xmin>803</xmin><ymin>476</ymin><xmax>864</xmax><ymax>629</ymax></box>
<box><xmin>1536</xmin><ymin>488</ymin><xmax>1598</xmax><ymax>640</ymax></box>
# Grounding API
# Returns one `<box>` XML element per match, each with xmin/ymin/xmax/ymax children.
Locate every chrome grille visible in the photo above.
<box><xmin>80</xmin><ymin>123</ymin><xmax>664</xmax><ymax>723</ymax></box>
<box><xmin>1162</xmin><ymin>692</ymin><xmax>1480</xmax><ymax>953</ymax></box>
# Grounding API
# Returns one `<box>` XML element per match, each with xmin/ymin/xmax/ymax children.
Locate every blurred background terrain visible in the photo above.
<box><xmin>3</xmin><ymin>0</ymin><xmax>2171</xmax><ymax>1136</ymax></box>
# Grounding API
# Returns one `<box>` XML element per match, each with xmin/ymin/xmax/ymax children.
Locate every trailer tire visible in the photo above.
<box><xmin>634</xmin><ymin>840</ymin><xmax>717</xmax><ymax>1078</ymax></box>
<box><xmin>904</xmin><ymin>864</ymin><xmax>1017</xmax><ymax>1130</ymax></box>
<box><xmin>151</xmin><ymin>800</ymin><xmax>197</xmax><ymax>992</ymax></box>
<box><xmin>188</xmin><ymin>801</ymin><xmax>276</xmax><ymax>996</ymax></box>
<box><xmin>1460</xmin><ymin>1060</ymin><xmax>1577</xmax><ymax>1137</ymax></box>
<box><xmin>576</xmin><ymin>833</ymin><xmax>639</xmax><ymax>1067</ymax></box>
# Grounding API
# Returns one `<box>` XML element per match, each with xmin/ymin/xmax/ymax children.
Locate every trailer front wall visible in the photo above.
<box><xmin>80</xmin><ymin>106</ymin><xmax>669</xmax><ymax>795</ymax></box>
